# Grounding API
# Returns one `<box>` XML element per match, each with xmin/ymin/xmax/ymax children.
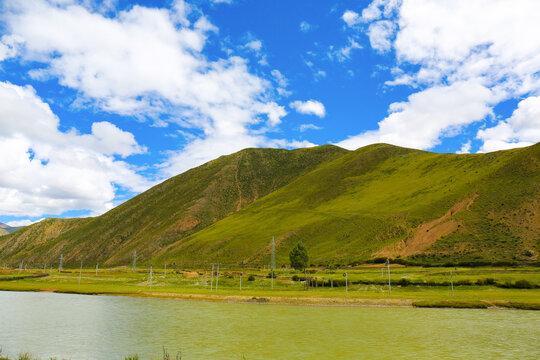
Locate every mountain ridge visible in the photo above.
<box><xmin>0</xmin><ymin>143</ymin><xmax>538</xmax><ymax>267</ymax></box>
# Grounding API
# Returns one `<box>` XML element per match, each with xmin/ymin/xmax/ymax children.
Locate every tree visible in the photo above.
<box><xmin>289</xmin><ymin>242</ymin><xmax>308</xmax><ymax>271</ymax></box>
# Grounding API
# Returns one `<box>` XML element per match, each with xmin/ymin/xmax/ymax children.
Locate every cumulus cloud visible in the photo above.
<box><xmin>339</xmin><ymin>0</ymin><xmax>540</xmax><ymax>151</ymax></box>
<box><xmin>0</xmin><ymin>81</ymin><xmax>149</xmax><ymax>217</ymax></box>
<box><xmin>367</xmin><ymin>20</ymin><xmax>395</xmax><ymax>53</ymax></box>
<box><xmin>338</xmin><ymin>80</ymin><xmax>494</xmax><ymax>150</ymax></box>
<box><xmin>244</xmin><ymin>39</ymin><xmax>262</xmax><ymax>52</ymax></box>
<box><xmin>456</xmin><ymin>141</ymin><xmax>471</xmax><ymax>154</ymax></box>
<box><xmin>0</xmin><ymin>0</ymin><xmax>302</xmax><ymax>181</ymax></box>
<box><xmin>290</xmin><ymin>100</ymin><xmax>326</xmax><ymax>118</ymax></box>
<box><xmin>342</xmin><ymin>10</ymin><xmax>360</xmax><ymax>27</ymax></box>
<box><xmin>477</xmin><ymin>96</ymin><xmax>540</xmax><ymax>152</ymax></box>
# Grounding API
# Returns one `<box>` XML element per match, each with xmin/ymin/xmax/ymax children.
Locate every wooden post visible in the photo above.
<box><xmin>240</xmin><ymin>274</ymin><xmax>242</xmax><ymax>291</ymax></box>
<box><xmin>345</xmin><ymin>271</ymin><xmax>348</xmax><ymax>297</ymax></box>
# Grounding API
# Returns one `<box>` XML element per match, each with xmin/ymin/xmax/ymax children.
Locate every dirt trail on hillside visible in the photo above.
<box><xmin>376</xmin><ymin>194</ymin><xmax>478</xmax><ymax>258</ymax></box>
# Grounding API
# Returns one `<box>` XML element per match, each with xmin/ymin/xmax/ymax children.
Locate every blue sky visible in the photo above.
<box><xmin>1</xmin><ymin>0</ymin><xmax>539</xmax><ymax>226</ymax></box>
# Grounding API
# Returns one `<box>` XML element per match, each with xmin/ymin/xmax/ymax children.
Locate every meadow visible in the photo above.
<box><xmin>1</xmin><ymin>265</ymin><xmax>538</xmax><ymax>309</ymax></box>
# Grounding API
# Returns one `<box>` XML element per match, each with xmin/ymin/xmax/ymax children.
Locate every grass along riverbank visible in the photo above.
<box><xmin>0</xmin><ymin>266</ymin><xmax>538</xmax><ymax>309</ymax></box>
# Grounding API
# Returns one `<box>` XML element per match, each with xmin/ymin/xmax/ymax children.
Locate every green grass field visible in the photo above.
<box><xmin>1</xmin><ymin>266</ymin><xmax>538</xmax><ymax>308</ymax></box>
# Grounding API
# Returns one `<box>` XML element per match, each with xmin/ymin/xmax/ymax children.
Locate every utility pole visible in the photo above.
<box><xmin>96</xmin><ymin>262</ymin><xmax>98</xmax><ymax>275</ymax></box>
<box><xmin>132</xmin><ymin>250</ymin><xmax>137</xmax><ymax>271</ymax></box>
<box><xmin>59</xmin><ymin>254</ymin><xmax>63</xmax><ymax>272</ymax></box>
<box><xmin>387</xmin><ymin>259</ymin><xmax>391</xmax><ymax>295</ymax></box>
<box><xmin>240</xmin><ymin>274</ymin><xmax>242</xmax><ymax>291</ymax></box>
<box><xmin>345</xmin><ymin>271</ymin><xmax>348</xmax><ymax>297</ymax></box>
<box><xmin>271</xmin><ymin>237</ymin><xmax>275</xmax><ymax>289</ymax></box>
<box><xmin>149</xmin><ymin>265</ymin><xmax>153</xmax><ymax>291</ymax></box>
<box><xmin>78</xmin><ymin>261</ymin><xmax>82</xmax><ymax>285</ymax></box>
<box><xmin>216</xmin><ymin>263</ymin><xmax>220</xmax><ymax>292</ymax></box>
<box><xmin>210</xmin><ymin>264</ymin><xmax>214</xmax><ymax>291</ymax></box>
<box><xmin>164</xmin><ymin>264</ymin><xmax>167</xmax><ymax>277</ymax></box>
<box><xmin>450</xmin><ymin>270</ymin><xmax>454</xmax><ymax>296</ymax></box>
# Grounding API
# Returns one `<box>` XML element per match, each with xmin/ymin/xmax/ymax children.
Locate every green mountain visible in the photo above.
<box><xmin>0</xmin><ymin>146</ymin><xmax>347</xmax><ymax>266</ymax></box>
<box><xmin>1</xmin><ymin>143</ymin><xmax>538</xmax><ymax>267</ymax></box>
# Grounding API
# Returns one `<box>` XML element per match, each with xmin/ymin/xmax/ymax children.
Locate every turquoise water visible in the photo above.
<box><xmin>0</xmin><ymin>291</ymin><xmax>538</xmax><ymax>359</ymax></box>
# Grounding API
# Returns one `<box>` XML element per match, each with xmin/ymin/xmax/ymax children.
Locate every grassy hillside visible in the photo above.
<box><xmin>0</xmin><ymin>145</ymin><xmax>347</xmax><ymax>266</ymax></box>
<box><xmin>156</xmin><ymin>143</ymin><xmax>540</xmax><ymax>267</ymax></box>
<box><xmin>0</xmin><ymin>143</ymin><xmax>538</xmax><ymax>268</ymax></box>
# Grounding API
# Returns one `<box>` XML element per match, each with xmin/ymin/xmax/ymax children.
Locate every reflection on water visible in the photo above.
<box><xmin>0</xmin><ymin>291</ymin><xmax>538</xmax><ymax>360</ymax></box>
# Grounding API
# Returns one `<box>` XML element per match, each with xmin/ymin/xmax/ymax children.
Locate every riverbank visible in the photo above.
<box><xmin>1</xmin><ymin>266</ymin><xmax>539</xmax><ymax>310</ymax></box>
<box><xmin>2</xmin><ymin>287</ymin><xmax>539</xmax><ymax>310</ymax></box>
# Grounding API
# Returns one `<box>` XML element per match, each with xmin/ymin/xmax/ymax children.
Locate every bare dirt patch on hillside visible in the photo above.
<box><xmin>375</xmin><ymin>194</ymin><xmax>478</xmax><ymax>258</ymax></box>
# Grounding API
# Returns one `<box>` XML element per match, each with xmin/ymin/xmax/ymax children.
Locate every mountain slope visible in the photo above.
<box><xmin>155</xmin><ymin>143</ymin><xmax>540</xmax><ymax>266</ymax></box>
<box><xmin>0</xmin><ymin>145</ymin><xmax>348</xmax><ymax>266</ymax></box>
<box><xmin>0</xmin><ymin>143</ymin><xmax>538</xmax><ymax>267</ymax></box>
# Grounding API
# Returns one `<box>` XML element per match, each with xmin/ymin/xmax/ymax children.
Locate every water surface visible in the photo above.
<box><xmin>0</xmin><ymin>291</ymin><xmax>538</xmax><ymax>359</ymax></box>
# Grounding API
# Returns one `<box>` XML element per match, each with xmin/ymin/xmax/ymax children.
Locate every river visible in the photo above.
<box><xmin>0</xmin><ymin>291</ymin><xmax>538</xmax><ymax>359</ymax></box>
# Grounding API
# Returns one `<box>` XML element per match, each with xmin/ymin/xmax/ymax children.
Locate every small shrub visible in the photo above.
<box><xmin>513</xmin><ymin>279</ymin><xmax>534</xmax><ymax>289</ymax></box>
<box><xmin>247</xmin><ymin>275</ymin><xmax>255</xmax><ymax>281</ymax></box>
<box><xmin>397</xmin><ymin>278</ymin><xmax>411</xmax><ymax>286</ymax></box>
<box><xmin>125</xmin><ymin>355</ymin><xmax>139</xmax><ymax>360</ymax></box>
<box><xmin>413</xmin><ymin>300</ymin><xmax>489</xmax><ymax>309</ymax></box>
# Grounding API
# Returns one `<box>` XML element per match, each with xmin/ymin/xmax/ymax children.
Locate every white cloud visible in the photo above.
<box><xmin>367</xmin><ymin>20</ymin><xmax>395</xmax><ymax>53</ymax></box>
<box><xmin>329</xmin><ymin>37</ymin><xmax>362</xmax><ymax>62</ymax></box>
<box><xmin>337</xmin><ymin>80</ymin><xmax>494</xmax><ymax>150</ymax></box>
<box><xmin>456</xmin><ymin>140</ymin><xmax>471</xmax><ymax>154</ymax></box>
<box><xmin>477</xmin><ymin>96</ymin><xmax>540</xmax><ymax>152</ymax></box>
<box><xmin>339</xmin><ymin>0</ymin><xmax>540</xmax><ymax>151</ymax></box>
<box><xmin>244</xmin><ymin>39</ymin><xmax>262</xmax><ymax>52</ymax></box>
<box><xmin>300</xmin><ymin>21</ymin><xmax>312</xmax><ymax>33</ymax></box>
<box><xmin>342</xmin><ymin>10</ymin><xmax>360</xmax><ymax>27</ymax></box>
<box><xmin>271</xmin><ymin>69</ymin><xmax>291</xmax><ymax>97</ymax></box>
<box><xmin>0</xmin><ymin>0</ymin><xmax>298</xmax><ymax>181</ymax></box>
<box><xmin>0</xmin><ymin>81</ymin><xmax>150</xmax><ymax>217</ymax></box>
<box><xmin>290</xmin><ymin>100</ymin><xmax>326</xmax><ymax>118</ymax></box>
<box><xmin>299</xmin><ymin>124</ymin><xmax>322</xmax><ymax>132</ymax></box>
<box><xmin>6</xmin><ymin>218</ymin><xmax>44</xmax><ymax>227</ymax></box>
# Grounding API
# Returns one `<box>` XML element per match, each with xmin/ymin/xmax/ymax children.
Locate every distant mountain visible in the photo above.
<box><xmin>0</xmin><ymin>143</ymin><xmax>538</xmax><ymax>267</ymax></box>
<box><xmin>0</xmin><ymin>222</ymin><xmax>26</xmax><ymax>235</ymax></box>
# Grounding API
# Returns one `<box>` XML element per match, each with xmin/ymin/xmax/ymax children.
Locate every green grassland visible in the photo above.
<box><xmin>0</xmin><ymin>143</ymin><xmax>538</xmax><ymax>268</ymax></box>
<box><xmin>156</xmin><ymin>143</ymin><xmax>539</xmax><ymax>266</ymax></box>
<box><xmin>1</xmin><ymin>266</ymin><xmax>538</xmax><ymax>309</ymax></box>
